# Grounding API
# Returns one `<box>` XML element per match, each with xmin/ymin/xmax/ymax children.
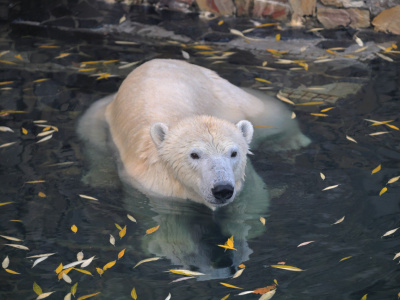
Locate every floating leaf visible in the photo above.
<box><xmin>0</xmin><ymin>126</ymin><xmax>13</xmax><ymax>132</ymax></box>
<box><xmin>0</xmin><ymin>235</ymin><xmax>22</xmax><ymax>242</ymax></box>
<box><xmin>146</xmin><ymin>225</ymin><xmax>160</xmax><ymax>235</ymax></box>
<box><xmin>110</xmin><ymin>234</ymin><xmax>115</xmax><ymax>246</ymax></box>
<box><xmin>77</xmin><ymin>292</ymin><xmax>101</xmax><ymax>300</ymax></box>
<box><xmin>37</xmin><ymin>292</ymin><xmax>55</xmax><ymax>299</ymax></box>
<box><xmin>131</xmin><ymin>287</ymin><xmax>137</xmax><ymax>299</ymax></box>
<box><xmin>346</xmin><ymin>135</ymin><xmax>357</xmax><ymax>143</ymax></box>
<box><xmin>62</xmin><ymin>272</ymin><xmax>72</xmax><ymax>283</ymax></box>
<box><xmin>165</xmin><ymin>293</ymin><xmax>171</xmax><ymax>300</ymax></box>
<box><xmin>25</xmin><ymin>180</ymin><xmax>45</xmax><ymax>184</ymax></box>
<box><xmin>32</xmin><ymin>256</ymin><xmax>49</xmax><ymax>268</ymax></box>
<box><xmin>393</xmin><ymin>252</ymin><xmax>400</xmax><ymax>260</ymax></box>
<box><xmin>81</xmin><ymin>256</ymin><xmax>95</xmax><ymax>268</ymax></box>
<box><xmin>0</xmin><ymin>202</ymin><xmax>13</xmax><ymax>207</ymax></box>
<box><xmin>260</xmin><ymin>217</ymin><xmax>266</xmax><ymax>225</ymax></box>
<box><xmin>322</xmin><ymin>184</ymin><xmax>339</xmax><ymax>191</ymax></box>
<box><xmin>253</xmin><ymin>284</ymin><xmax>277</xmax><ymax>295</ymax></box>
<box><xmin>55</xmin><ymin>263</ymin><xmax>63</xmax><ymax>274</ymax></box>
<box><xmin>38</xmin><ymin>192</ymin><xmax>46</xmax><ymax>198</ymax></box>
<box><xmin>169</xmin><ymin>269</ymin><xmax>205</xmax><ymax>276</ymax></box>
<box><xmin>320</xmin><ymin>107</ymin><xmax>334</xmax><ymax>113</ymax></box>
<box><xmin>239</xmin><ymin>264</ymin><xmax>245</xmax><ymax>269</ymax></box>
<box><xmin>71</xmin><ymin>283</ymin><xmax>78</xmax><ymax>296</ymax></box>
<box><xmin>118</xmin><ymin>249</ymin><xmax>125</xmax><ymax>259</ymax></box>
<box><xmin>275</xmin><ymin>33</ymin><xmax>281</xmax><ymax>41</ymax></box>
<box><xmin>320</xmin><ymin>172</ymin><xmax>325</xmax><ymax>180</ymax></box>
<box><xmin>103</xmin><ymin>260</ymin><xmax>116</xmax><ymax>271</ymax></box>
<box><xmin>361</xmin><ymin>294</ymin><xmax>367</xmax><ymax>300</ymax></box>
<box><xmin>63</xmin><ymin>260</ymin><xmax>85</xmax><ymax>269</ymax></box>
<box><xmin>310</xmin><ymin>113</ymin><xmax>328</xmax><ymax>117</ymax></box>
<box><xmin>291</xmin><ymin>112</ymin><xmax>296</xmax><ymax>119</ymax></box>
<box><xmin>73</xmin><ymin>268</ymin><xmax>92</xmax><ymax>276</ymax></box>
<box><xmin>134</xmin><ymin>257</ymin><xmax>160</xmax><ymax>268</ymax></box>
<box><xmin>170</xmin><ymin>276</ymin><xmax>195</xmax><ymax>283</ymax></box>
<box><xmin>79</xmin><ymin>194</ymin><xmax>98</xmax><ymax>201</ymax></box>
<box><xmin>64</xmin><ymin>293</ymin><xmax>72</xmax><ymax>300</ymax></box>
<box><xmin>276</xmin><ymin>93</ymin><xmax>295</xmax><ymax>105</ymax></box>
<box><xmin>77</xmin><ymin>251</ymin><xmax>84</xmax><ymax>261</ymax></box>
<box><xmin>21</xmin><ymin>127</ymin><xmax>28</xmax><ymax>135</ymax></box>
<box><xmin>237</xmin><ymin>291</ymin><xmax>255</xmax><ymax>296</ymax></box>
<box><xmin>219</xmin><ymin>282</ymin><xmax>242</xmax><ymax>289</ymax></box>
<box><xmin>71</xmin><ymin>225</ymin><xmax>78</xmax><ymax>233</ymax></box>
<box><xmin>371</xmin><ymin>164</ymin><xmax>381</xmax><ymax>174</ymax></box>
<box><xmin>386</xmin><ymin>124</ymin><xmax>399</xmax><ymax>130</ymax></box>
<box><xmin>218</xmin><ymin>20</ymin><xmax>224</xmax><ymax>26</ymax></box>
<box><xmin>115</xmin><ymin>223</ymin><xmax>123</xmax><ymax>231</ymax></box>
<box><xmin>0</xmin><ymin>142</ymin><xmax>17</xmax><ymax>148</ymax></box>
<box><xmin>119</xmin><ymin>226</ymin><xmax>127</xmax><ymax>239</ymax></box>
<box><xmin>382</xmin><ymin>227</ymin><xmax>399</xmax><ymax>238</ymax></box>
<box><xmin>387</xmin><ymin>176</ymin><xmax>400</xmax><ymax>184</ymax></box>
<box><xmin>5</xmin><ymin>269</ymin><xmax>20</xmax><ymax>274</ymax></box>
<box><xmin>232</xmin><ymin>268</ymin><xmax>244</xmax><ymax>278</ymax></box>
<box><xmin>96</xmin><ymin>268</ymin><xmax>103</xmax><ymax>276</ymax></box>
<box><xmin>270</xmin><ymin>265</ymin><xmax>303</xmax><ymax>271</ymax></box>
<box><xmin>369</xmin><ymin>131</ymin><xmax>389</xmax><ymax>136</ymax></box>
<box><xmin>255</xmin><ymin>78</ymin><xmax>271</xmax><ymax>84</ymax></box>
<box><xmin>33</xmin><ymin>282</ymin><xmax>43</xmax><ymax>296</ymax></box>
<box><xmin>259</xmin><ymin>290</ymin><xmax>276</xmax><ymax>300</ymax></box>
<box><xmin>379</xmin><ymin>187</ymin><xmax>387</xmax><ymax>196</ymax></box>
<box><xmin>127</xmin><ymin>214</ymin><xmax>137</xmax><ymax>223</ymax></box>
<box><xmin>2</xmin><ymin>256</ymin><xmax>9</xmax><ymax>269</ymax></box>
<box><xmin>181</xmin><ymin>50</ymin><xmax>190</xmax><ymax>60</ymax></box>
<box><xmin>218</xmin><ymin>236</ymin><xmax>236</xmax><ymax>251</ymax></box>
<box><xmin>339</xmin><ymin>256</ymin><xmax>352</xmax><ymax>262</ymax></box>
<box><xmin>58</xmin><ymin>268</ymin><xmax>73</xmax><ymax>280</ymax></box>
<box><xmin>297</xmin><ymin>241</ymin><xmax>315</xmax><ymax>247</ymax></box>
<box><xmin>332</xmin><ymin>216</ymin><xmax>345</xmax><ymax>225</ymax></box>
<box><xmin>5</xmin><ymin>244</ymin><xmax>29</xmax><ymax>250</ymax></box>
<box><xmin>221</xmin><ymin>294</ymin><xmax>230</xmax><ymax>300</ymax></box>
<box><xmin>296</xmin><ymin>102</ymin><xmax>324</xmax><ymax>106</ymax></box>
<box><xmin>36</xmin><ymin>134</ymin><xmax>53</xmax><ymax>144</ymax></box>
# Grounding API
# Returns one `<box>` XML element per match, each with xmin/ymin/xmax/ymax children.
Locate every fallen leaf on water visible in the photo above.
<box><xmin>79</xmin><ymin>194</ymin><xmax>98</xmax><ymax>201</ymax></box>
<box><xmin>170</xmin><ymin>276</ymin><xmax>195</xmax><ymax>283</ymax></box>
<box><xmin>36</xmin><ymin>134</ymin><xmax>52</xmax><ymax>144</ymax></box>
<box><xmin>291</xmin><ymin>112</ymin><xmax>296</xmax><ymax>119</ymax></box>
<box><xmin>127</xmin><ymin>214</ymin><xmax>137</xmax><ymax>222</ymax></box>
<box><xmin>379</xmin><ymin>187</ymin><xmax>387</xmax><ymax>196</ymax></box>
<box><xmin>110</xmin><ymin>234</ymin><xmax>115</xmax><ymax>246</ymax></box>
<box><xmin>339</xmin><ymin>256</ymin><xmax>352</xmax><ymax>262</ymax></box>
<box><xmin>361</xmin><ymin>293</ymin><xmax>367</xmax><ymax>300</ymax></box>
<box><xmin>220</xmin><ymin>282</ymin><xmax>243</xmax><ymax>289</ymax></box>
<box><xmin>77</xmin><ymin>292</ymin><xmax>101</xmax><ymax>300</ymax></box>
<box><xmin>275</xmin><ymin>33</ymin><xmax>281</xmax><ymax>41</ymax></box>
<box><xmin>115</xmin><ymin>223</ymin><xmax>123</xmax><ymax>231</ymax></box>
<box><xmin>239</xmin><ymin>264</ymin><xmax>245</xmax><ymax>269</ymax></box>
<box><xmin>58</xmin><ymin>268</ymin><xmax>73</xmax><ymax>280</ymax></box>
<box><xmin>62</xmin><ymin>272</ymin><xmax>72</xmax><ymax>283</ymax></box>
<box><xmin>37</xmin><ymin>292</ymin><xmax>55</xmax><ymax>299</ymax></box>
<box><xmin>65</xmin><ymin>293</ymin><xmax>72</xmax><ymax>300</ymax></box>
<box><xmin>5</xmin><ymin>244</ymin><xmax>29</xmax><ymax>250</ymax></box>
<box><xmin>5</xmin><ymin>269</ymin><xmax>20</xmax><ymax>274</ymax></box>
<box><xmin>73</xmin><ymin>268</ymin><xmax>92</xmax><ymax>276</ymax></box>
<box><xmin>33</xmin><ymin>282</ymin><xmax>42</xmax><ymax>296</ymax></box>
<box><xmin>169</xmin><ymin>269</ymin><xmax>205</xmax><ymax>276</ymax></box>
<box><xmin>346</xmin><ymin>135</ymin><xmax>357</xmax><ymax>143</ymax></box>
<box><xmin>310</xmin><ymin>113</ymin><xmax>328</xmax><ymax>117</ymax></box>
<box><xmin>255</xmin><ymin>78</ymin><xmax>271</xmax><ymax>84</ymax></box>
<box><xmin>371</xmin><ymin>164</ymin><xmax>381</xmax><ymax>174</ymax></box>
<box><xmin>387</xmin><ymin>176</ymin><xmax>400</xmax><ymax>184</ymax></box>
<box><xmin>296</xmin><ymin>102</ymin><xmax>324</xmax><ymax>106</ymax></box>
<box><xmin>218</xmin><ymin>236</ymin><xmax>237</xmax><ymax>251</ymax></box>
<box><xmin>376</xmin><ymin>52</ymin><xmax>393</xmax><ymax>62</ymax></box>
<box><xmin>0</xmin><ymin>126</ymin><xmax>13</xmax><ymax>132</ymax></box>
<box><xmin>369</xmin><ymin>131</ymin><xmax>389</xmax><ymax>136</ymax></box>
<box><xmin>218</xmin><ymin>20</ymin><xmax>224</xmax><ymax>26</ymax></box>
<box><xmin>259</xmin><ymin>290</ymin><xmax>276</xmax><ymax>300</ymax></box>
<box><xmin>96</xmin><ymin>268</ymin><xmax>103</xmax><ymax>276</ymax></box>
<box><xmin>71</xmin><ymin>283</ymin><xmax>78</xmax><ymax>296</ymax></box>
<box><xmin>2</xmin><ymin>256</ymin><xmax>9</xmax><ymax>269</ymax></box>
<box><xmin>320</xmin><ymin>107</ymin><xmax>334</xmax><ymax>113</ymax></box>
<box><xmin>134</xmin><ymin>257</ymin><xmax>160</xmax><ymax>268</ymax></box>
<box><xmin>55</xmin><ymin>53</ymin><xmax>71</xmax><ymax>59</ymax></box>
<box><xmin>71</xmin><ymin>225</ymin><xmax>78</xmax><ymax>233</ymax></box>
<box><xmin>181</xmin><ymin>50</ymin><xmax>190</xmax><ymax>60</ymax></box>
<box><xmin>165</xmin><ymin>292</ymin><xmax>171</xmax><ymax>300</ymax></box>
<box><xmin>131</xmin><ymin>287</ymin><xmax>137</xmax><ymax>299</ymax></box>
<box><xmin>55</xmin><ymin>263</ymin><xmax>63</xmax><ymax>274</ymax></box>
<box><xmin>26</xmin><ymin>180</ymin><xmax>45</xmax><ymax>184</ymax></box>
<box><xmin>0</xmin><ymin>142</ymin><xmax>17</xmax><ymax>148</ymax></box>
<box><xmin>21</xmin><ymin>127</ymin><xmax>28</xmax><ymax>135</ymax></box>
<box><xmin>77</xmin><ymin>251</ymin><xmax>84</xmax><ymax>261</ymax></box>
<box><xmin>332</xmin><ymin>216</ymin><xmax>345</xmax><ymax>225</ymax></box>
<box><xmin>320</xmin><ymin>172</ymin><xmax>325</xmax><ymax>180</ymax></box>
<box><xmin>382</xmin><ymin>227</ymin><xmax>399</xmax><ymax>238</ymax></box>
<box><xmin>386</xmin><ymin>124</ymin><xmax>399</xmax><ymax>130</ymax></box>
<box><xmin>0</xmin><ymin>202</ymin><xmax>13</xmax><ymax>207</ymax></box>
<box><xmin>119</xmin><ymin>226</ymin><xmax>127</xmax><ymax>238</ymax></box>
<box><xmin>322</xmin><ymin>184</ymin><xmax>339</xmax><ymax>191</ymax></box>
<box><xmin>232</xmin><ymin>268</ymin><xmax>245</xmax><ymax>278</ymax></box>
<box><xmin>276</xmin><ymin>93</ymin><xmax>295</xmax><ymax>105</ymax></box>
<box><xmin>260</xmin><ymin>217</ymin><xmax>266</xmax><ymax>225</ymax></box>
<box><xmin>38</xmin><ymin>192</ymin><xmax>46</xmax><ymax>198</ymax></box>
<box><xmin>270</xmin><ymin>265</ymin><xmax>303</xmax><ymax>271</ymax></box>
<box><xmin>393</xmin><ymin>252</ymin><xmax>400</xmax><ymax>260</ymax></box>
<box><xmin>297</xmin><ymin>241</ymin><xmax>315</xmax><ymax>247</ymax></box>
<box><xmin>146</xmin><ymin>225</ymin><xmax>160</xmax><ymax>235</ymax></box>
<box><xmin>118</xmin><ymin>249</ymin><xmax>125</xmax><ymax>259</ymax></box>
<box><xmin>0</xmin><ymin>81</ymin><xmax>14</xmax><ymax>86</ymax></box>
<box><xmin>81</xmin><ymin>256</ymin><xmax>95</xmax><ymax>268</ymax></box>
<box><xmin>253</xmin><ymin>284</ymin><xmax>277</xmax><ymax>295</ymax></box>
<box><xmin>0</xmin><ymin>235</ymin><xmax>22</xmax><ymax>242</ymax></box>
<box><xmin>96</xmin><ymin>73</ymin><xmax>111</xmax><ymax>80</ymax></box>
<box><xmin>237</xmin><ymin>291</ymin><xmax>255</xmax><ymax>296</ymax></box>
<box><xmin>103</xmin><ymin>260</ymin><xmax>116</xmax><ymax>271</ymax></box>
<box><xmin>32</xmin><ymin>256</ymin><xmax>49</xmax><ymax>268</ymax></box>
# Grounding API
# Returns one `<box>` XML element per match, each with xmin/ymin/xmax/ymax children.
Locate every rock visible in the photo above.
<box><xmin>234</xmin><ymin>0</ymin><xmax>251</xmax><ymax>16</ymax></box>
<box><xmin>317</xmin><ymin>7</ymin><xmax>370</xmax><ymax>29</ymax></box>
<box><xmin>289</xmin><ymin>0</ymin><xmax>316</xmax><ymax>16</ymax></box>
<box><xmin>252</xmin><ymin>0</ymin><xmax>290</xmax><ymax>19</ymax></box>
<box><xmin>195</xmin><ymin>0</ymin><xmax>235</xmax><ymax>15</ymax></box>
<box><xmin>372</xmin><ymin>5</ymin><xmax>400</xmax><ymax>35</ymax></box>
<box><xmin>320</xmin><ymin>0</ymin><xmax>366</xmax><ymax>8</ymax></box>
<box><xmin>370</xmin><ymin>0</ymin><xmax>400</xmax><ymax>16</ymax></box>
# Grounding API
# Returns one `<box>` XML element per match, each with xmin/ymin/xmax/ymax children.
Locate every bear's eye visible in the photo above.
<box><xmin>190</xmin><ymin>153</ymin><xmax>200</xmax><ymax>159</ymax></box>
<box><xmin>231</xmin><ymin>151</ymin><xmax>237</xmax><ymax>158</ymax></box>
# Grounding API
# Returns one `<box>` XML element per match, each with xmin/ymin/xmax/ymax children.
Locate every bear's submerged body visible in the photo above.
<box><xmin>78</xmin><ymin>59</ymin><xmax>310</xmax><ymax>209</ymax></box>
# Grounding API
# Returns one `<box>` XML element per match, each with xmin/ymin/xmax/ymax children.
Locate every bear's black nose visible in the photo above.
<box><xmin>212</xmin><ymin>184</ymin><xmax>234</xmax><ymax>201</ymax></box>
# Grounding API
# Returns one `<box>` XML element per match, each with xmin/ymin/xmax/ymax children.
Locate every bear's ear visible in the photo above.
<box><xmin>150</xmin><ymin>122</ymin><xmax>169</xmax><ymax>148</ymax></box>
<box><xmin>236</xmin><ymin>120</ymin><xmax>253</xmax><ymax>144</ymax></box>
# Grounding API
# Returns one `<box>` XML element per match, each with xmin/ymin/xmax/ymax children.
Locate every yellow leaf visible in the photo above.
<box><xmin>339</xmin><ymin>256</ymin><xmax>352</xmax><ymax>262</ymax></box>
<box><xmin>26</xmin><ymin>180</ymin><xmax>45</xmax><ymax>183</ymax></box>
<box><xmin>221</xmin><ymin>294</ymin><xmax>230</xmax><ymax>300</ymax></box>
<box><xmin>275</xmin><ymin>33</ymin><xmax>281</xmax><ymax>41</ymax></box>
<box><xmin>310</xmin><ymin>113</ymin><xmax>328</xmax><ymax>117</ymax></box>
<box><xmin>260</xmin><ymin>217</ymin><xmax>266</xmax><ymax>225</ymax></box>
<box><xmin>218</xmin><ymin>20</ymin><xmax>224</xmax><ymax>26</ymax></box>
<box><xmin>96</xmin><ymin>73</ymin><xmax>111</xmax><ymax>80</ymax></box>
<box><xmin>320</xmin><ymin>107</ymin><xmax>334</xmax><ymax>113</ymax></box>
<box><xmin>38</xmin><ymin>192</ymin><xmax>46</xmax><ymax>198</ymax></box>
<box><xmin>217</xmin><ymin>244</ymin><xmax>237</xmax><ymax>251</ymax></box>
<box><xmin>55</xmin><ymin>263</ymin><xmax>63</xmax><ymax>274</ymax></box>
<box><xmin>134</xmin><ymin>257</ymin><xmax>160</xmax><ymax>268</ymax></box>
<box><xmin>71</xmin><ymin>225</ymin><xmax>78</xmax><ymax>233</ymax></box>
<box><xmin>71</xmin><ymin>282</ymin><xmax>78</xmax><ymax>296</ymax></box>
<box><xmin>5</xmin><ymin>269</ymin><xmax>20</xmax><ymax>274</ymax></box>
<box><xmin>21</xmin><ymin>127</ymin><xmax>28</xmax><ymax>135</ymax></box>
<box><xmin>371</xmin><ymin>164</ymin><xmax>381</xmax><ymax>174</ymax></box>
<box><xmin>274</xmin><ymin>279</ymin><xmax>278</xmax><ymax>285</ymax></box>
<box><xmin>256</xmin><ymin>23</ymin><xmax>279</xmax><ymax>28</ymax></box>
<box><xmin>296</xmin><ymin>102</ymin><xmax>324</xmax><ymax>106</ymax></box>
<box><xmin>33</xmin><ymin>78</ymin><xmax>50</xmax><ymax>83</ymax></box>
<box><xmin>103</xmin><ymin>60</ymin><xmax>119</xmax><ymax>64</ymax></box>
<box><xmin>33</xmin><ymin>282</ymin><xmax>42</xmax><ymax>296</ymax></box>
<box><xmin>77</xmin><ymin>292</ymin><xmax>101</xmax><ymax>300</ymax></box>
<box><xmin>270</xmin><ymin>265</ymin><xmax>303</xmax><ymax>271</ymax></box>
<box><xmin>115</xmin><ymin>223</ymin><xmax>123</xmax><ymax>231</ymax></box>
<box><xmin>55</xmin><ymin>53</ymin><xmax>71</xmax><ymax>59</ymax></box>
<box><xmin>96</xmin><ymin>268</ymin><xmax>104</xmax><ymax>276</ymax></box>
<box><xmin>361</xmin><ymin>294</ymin><xmax>367</xmax><ymax>300</ymax></box>
<box><xmin>0</xmin><ymin>60</ymin><xmax>17</xmax><ymax>65</ymax></box>
<box><xmin>219</xmin><ymin>282</ymin><xmax>243</xmax><ymax>289</ymax></box>
<box><xmin>131</xmin><ymin>287</ymin><xmax>137</xmax><ymax>299</ymax></box>
<box><xmin>119</xmin><ymin>226</ymin><xmax>127</xmax><ymax>238</ymax></box>
<box><xmin>379</xmin><ymin>187</ymin><xmax>387</xmax><ymax>196</ymax></box>
<box><xmin>58</xmin><ymin>267</ymin><xmax>73</xmax><ymax>280</ymax></box>
<box><xmin>73</xmin><ymin>268</ymin><xmax>93</xmax><ymax>275</ymax></box>
<box><xmin>146</xmin><ymin>225</ymin><xmax>160</xmax><ymax>235</ymax></box>
<box><xmin>192</xmin><ymin>45</ymin><xmax>213</xmax><ymax>50</ymax></box>
<box><xmin>218</xmin><ymin>236</ymin><xmax>237</xmax><ymax>251</ymax></box>
<box><xmin>39</xmin><ymin>45</ymin><xmax>60</xmax><ymax>49</ymax></box>
<box><xmin>78</xmin><ymin>68</ymin><xmax>96</xmax><ymax>72</ymax></box>
<box><xmin>103</xmin><ymin>260</ymin><xmax>116</xmax><ymax>271</ymax></box>
<box><xmin>0</xmin><ymin>81</ymin><xmax>14</xmax><ymax>85</ymax></box>
<box><xmin>118</xmin><ymin>249</ymin><xmax>126</xmax><ymax>259</ymax></box>
<box><xmin>255</xmin><ymin>78</ymin><xmax>271</xmax><ymax>84</ymax></box>
<box><xmin>0</xmin><ymin>202</ymin><xmax>13</xmax><ymax>207</ymax></box>
<box><xmin>386</xmin><ymin>124</ymin><xmax>399</xmax><ymax>130</ymax></box>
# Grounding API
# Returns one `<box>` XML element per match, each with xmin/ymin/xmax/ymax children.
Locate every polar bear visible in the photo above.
<box><xmin>78</xmin><ymin>59</ymin><xmax>310</xmax><ymax>210</ymax></box>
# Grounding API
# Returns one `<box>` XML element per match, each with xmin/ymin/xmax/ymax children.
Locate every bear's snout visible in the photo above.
<box><xmin>211</xmin><ymin>184</ymin><xmax>234</xmax><ymax>203</ymax></box>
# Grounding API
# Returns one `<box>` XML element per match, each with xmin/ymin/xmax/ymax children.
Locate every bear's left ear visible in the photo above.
<box><xmin>150</xmin><ymin>122</ymin><xmax>169</xmax><ymax>148</ymax></box>
<box><xmin>236</xmin><ymin>120</ymin><xmax>253</xmax><ymax>144</ymax></box>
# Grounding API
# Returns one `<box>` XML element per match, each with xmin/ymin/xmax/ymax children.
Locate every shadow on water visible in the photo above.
<box><xmin>0</xmin><ymin>18</ymin><xmax>399</xmax><ymax>300</ymax></box>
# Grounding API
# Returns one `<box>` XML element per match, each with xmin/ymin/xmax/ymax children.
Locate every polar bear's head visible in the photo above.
<box><xmin>150</xmin><ymin>116</ymin><xmax>253</xmax><ymax>209</ymax></box>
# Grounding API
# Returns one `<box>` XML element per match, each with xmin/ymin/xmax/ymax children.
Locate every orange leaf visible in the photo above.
<box><xmin>103</xmin><ymin>260</ymin><xmax>116</xmax><ymax>271</ymax></box>
<box><xmin>118</xmin><ymin>249</ymin><xmax>126</xmax><ymax>259</ymax></box>
<box><xmin>146</xmin><ymin>225</ymin><xmax>160</xmax><ymax>235</ymax></box>
<box><xmin>253</xmin><ymin>284</ymin><xmax>277</xmax><ymax>295</ymax></box>
<box><xmin>77</xmin><ymin>292</ymin><xmax>101</xmax><ymax>300</ymax></box>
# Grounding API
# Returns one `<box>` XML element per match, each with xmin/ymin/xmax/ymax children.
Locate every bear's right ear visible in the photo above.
<box><xmin>150</xmin><ymin>123</ymin><xmax>169</xmax><ymax>148</ymax></box>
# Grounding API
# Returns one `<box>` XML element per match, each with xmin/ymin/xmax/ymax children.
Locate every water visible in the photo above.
<box><xmin>0</xmin><ymin>21</ymin><xmax>400</xmax><ymax>300</ymax></box>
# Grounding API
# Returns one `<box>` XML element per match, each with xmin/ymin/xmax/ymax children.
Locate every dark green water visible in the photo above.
<box><xmin>0</xmin><ymin>23</ymin><xmax>400</xmax><ymax>300</ymax></box>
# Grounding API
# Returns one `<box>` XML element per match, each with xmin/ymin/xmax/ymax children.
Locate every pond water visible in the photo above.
<box><xmin>0</xmin><ymin>20</ymin><xmax>400</xmax><ymax>300</ymax></box>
